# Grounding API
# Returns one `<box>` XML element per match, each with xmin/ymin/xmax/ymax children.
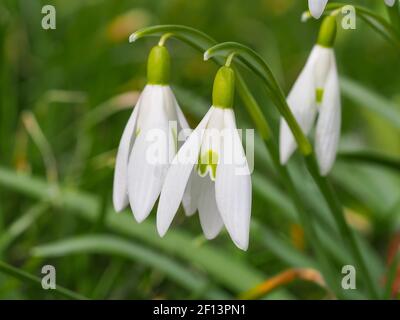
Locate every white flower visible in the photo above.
<box><xmin>308</xmin><ymin>0</ymin><xmax>329</xmax><ymax>19</ymax></box>
<box><xmin>113</xmin><ymin>84</ymin><xmax>190</xmax><ymax>221</ymax></box>
<box><xmin>156</xmin><ymin>106</ymin><xmax>252</xmax><ymax>251</ymax></box>
<box><xmin>385</xmin><ymin>0</ymin><xmax>396</xmax><ymax>7</ymax></box>
<box><xmin>279</xmin><ymin>45</ymin><xmax>341</xmax><ymax>176</ymax></box>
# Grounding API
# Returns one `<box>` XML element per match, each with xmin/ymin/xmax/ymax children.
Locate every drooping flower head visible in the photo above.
<box><xmin>280</xmin><ymin>15</ymin><xmax>341</xmax><ymax>176</ymax></box>
<box><xmin>308</xmin><ymin>0</ymin><xmax>329</xmax><ymax>19</ymax></box>
<box><xmin>113</xmin><ymin>44</ymin><xmax>190</xmax><ymax>222</ymax></box>
<box><xmin>157</xmin><ymin>66</ymin><xmax>252</xmax><ymax>250</ymax></box>
<box><xmin>308</xmin><ymin>0</ymin><xmax>396</xmax><ymax>19</ymax></box>
<box><xmin>385</xmin><ymin>0</ymin><xmax>396</xmax><ymax>7</ymax></box>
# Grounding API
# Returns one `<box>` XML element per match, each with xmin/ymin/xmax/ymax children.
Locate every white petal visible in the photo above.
<box><xmin>165</xmin><ymin>86</ymin><xmax>190</xmax><ymax>130</ymax></box>
<box><xmin>314</xmin><ymin>46</ymin><xmax>333</xmax><ymax>89</ymax></box>
<box><xmin>215</xmin><ymin>109</ymin><xmax>252</xmax><ymax>251</ymax></box>
<box><xmin>156</xmin><ymin>107</ymin><xmax>215</xmax><ymax>236</ymax></box>
<box><xmin>181</xmin><ymin>170</ymin><xmax>198</xmax><ymax>216</ymax></box>
<box><xmin>315</xmin><ymin>56</ymin><xmax>341</xmax><ymax>176</ymax></box>
<box><xmin>167</xmin><ymin>88</ymin><xmax>197</xmax><ymax>215</ymax></box>
<box><xmin>308</xmin><ymin>0</ymin><xmax>328</xmax><ymax>19</ymax></box>
<box><xmin>128</xmin><ymin>86</ymin><xmax>171</xmax><ymax>222</ymax></box>
<box><xmin>279</xmin><ymin>46</ymin><xmax>320</xmax><ymax>164</ymax></box>
<box><xmin>112</xmin><ymin>93</ymin><xmax>143</xmax><ymax>212</ymax></box>
<box><xmin>197</xmin><ymin>176</ymin><xmax>223</xmax><ymax>239</ymax></box>
<box><xmin>385</xmin><ymin>0</ymin><xmax>396</xmax><ymax>7</ymax></box>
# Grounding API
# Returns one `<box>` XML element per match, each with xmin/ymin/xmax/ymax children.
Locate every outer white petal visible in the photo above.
<box><xmin>308</xmin><ymin>0</ymin><xmax>328</xmax><ymax>19</ymax></box>
<box><xmin>215</xmin><ymin>109</ymin><xmax>252</xmax><ymax>251</ymax></box>
<box><xmin>315</xmin><ymin>56</ymin><xmax>341</xmax><ymax>176</ymax></box>
<box><xmin>165</xmin><ymin>86</ymin><xmax>197</xmax><ymax>215</ymax></box>
<box><xmin>279</xmin><ymin>46</ymin><xmax>320</xmax><ymax>164</ymax></box>
<box><xmin>156</xmin><ymin>107</ymin><xmax>215</xmax><ymax>236</ymax></box>
<box><xmin>181</xmin><ymin>171</ymin><xmax>199</xmax><ymax>216</ymax></box>
<box><xmin>112</xmin><ymin>92</ymin><xmax>143</xmax><ymax>212</ymax></box>
<box><xmin>165</xmin><ymin>86</ymin><xmax>190</xmax><ymax>130</ymax></box>
<box><xmin>385</xmin><ymin>0</ymin><xmax>396</xmax><ymax>7</ymax></box>
<box><xmin>127</xmin><ymin>86</ymin><xmax>170</xmax><ymax>222</ymax></box>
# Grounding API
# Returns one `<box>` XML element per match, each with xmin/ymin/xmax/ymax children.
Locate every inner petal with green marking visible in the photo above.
<box><xmin>316</xmin><ymin>88</ymin><xmax>324</xmax><ymax>104</ymax></box>
<box><xmin>197</xmin><ymin>150</ymin><xmax>219</xmax><ymax>181</ymax></box>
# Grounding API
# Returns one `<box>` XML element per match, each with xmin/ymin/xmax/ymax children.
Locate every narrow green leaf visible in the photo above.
<box><xmin>0</xmin><ymin>260</ymin><xmax>87</xmax><ymax>300</ymax></box>
<box><xmin>0</xmin><ymin>202</ymin><xmax>49</xmax><ymax>251</ymax></box>
<box><xmin>0</xmin><ymin>167</ymin><xmax>291</xmax><ymax>297</ymax></box>
<box><xmin>32</xmin><ymin>235</ymin><xmax>228</xmax><ymax>299</ymax></box>
<box><xmin>340</xmin><ymin>77</ymin><xmax>400</xmax><ymax>130</ymax></box>
<box><xmin>339</xmin><ymin>150</ymin><xmax>400</xmax><ymax>172</ymax></box>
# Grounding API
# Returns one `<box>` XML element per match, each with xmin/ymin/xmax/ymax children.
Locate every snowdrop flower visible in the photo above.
<box><xmin>385</xmin><ymin>0</ymin><xmax>396</xmax><ymax>7</ymax></box>
<box><xmin>308</xmin><ymin>0</ymin><xmax>328</xmax><ymax>19</ymax></box>
<box><xmin>280</xmin><ymin>16</ymin><xmax>340</xmax><ymax>176</ymax></box>
<box><xmin>113</xmin><ymin>44</ymin><xmax>190</xmax><ymax>222</ymax></box>
<box><xmin>157</xmin><ymin>66</ymin><xmax>252</xmax><ymax>250</ymax></box>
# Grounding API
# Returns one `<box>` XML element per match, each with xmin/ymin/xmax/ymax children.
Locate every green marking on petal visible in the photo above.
<box><xmin>135</xmin><ymin>127</ymin><xmax>141</xmax><ymax>137</ymax></box>
<box><xmin>171</xmin><ymin>126</ymin><xmax>177</xmax><ymax>153</ymax></box>
<box><xmin>316</xmin><ymin>88</ymin><xmax>324</xmax><ymax>104</ymax></box>
<box><xmin>197</xmin><ymin>150</ymin><xmax>219</xmax><ymax>181</ymax></box>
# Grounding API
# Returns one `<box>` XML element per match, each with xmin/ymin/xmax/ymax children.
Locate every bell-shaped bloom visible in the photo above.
<box><xmin>113</xmin><ymin>45</ymin><xmax>190</xmax><ymax>223</ymax></box>
<box><xmin>156</xmin><ymin>67</ymin><xmax>252</xmax><ymax>250</ymax></box>
<box><xmin>308</xmin><ymin>0</ymin><xmax>328</xmax><ymax>19</ymax></box>
<box><xmin>280</xmin><ymin>17</ymin><xmax>341</xmax><ymax>176</ymax></box>
<box><xmin>385</xmin><ymin>0</ymin><xmax>396</xmax><ymax>6</ymax></box>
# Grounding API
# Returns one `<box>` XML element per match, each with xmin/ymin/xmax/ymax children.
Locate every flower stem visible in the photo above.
<box><xmin>158</xmin><ymin>33</ymin><xmax>174</xmax><ymax>46</ymax></box>
<box><xmin>225</xmin><ymin>52</ymin><xmax>236</xmax><ymax>67</ymax></box>
<box><xmin>304</xmin><ymin>155</ymin><xmax>380</xmax><ymax>299</ymax></box>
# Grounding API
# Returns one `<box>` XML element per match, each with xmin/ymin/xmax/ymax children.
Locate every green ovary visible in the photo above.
<box><xmin>197</xmin><ymin>150</ymin><xmax>219</xmax><ymax>181</ymax></box>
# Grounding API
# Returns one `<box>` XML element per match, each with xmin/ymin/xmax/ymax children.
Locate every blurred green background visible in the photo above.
<box><xmin>0</xmin><ymin>0</ymin><xmax>399</xmax><ymax>299</ymax></box>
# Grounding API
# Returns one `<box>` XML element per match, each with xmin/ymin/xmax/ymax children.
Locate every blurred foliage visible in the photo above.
<box><xmin>0</xmin><ymin>0</ymin><xmax>399</xmax><ymax>299</ymax></box>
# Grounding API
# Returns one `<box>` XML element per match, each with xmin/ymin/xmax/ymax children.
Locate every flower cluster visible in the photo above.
<box><xmin>112</xmin><ymin>0</ymin><xmax>389</xmax><ymax>249</ymax></box>
<box><xmin>113</xmin><ymin>45</ymin><xmax>252</xmax><ymax>250</ymax></box>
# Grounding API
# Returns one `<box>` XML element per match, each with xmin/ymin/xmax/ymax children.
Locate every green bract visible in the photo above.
<box><xmin>147</xmin><ymin>45</ymin><xmax>170</xmax><ymax>85</ymax></box>
<box><xmin>212</xmin><ymin>66</ymin><xmax>235</xmax><ymax>109</ymax></box>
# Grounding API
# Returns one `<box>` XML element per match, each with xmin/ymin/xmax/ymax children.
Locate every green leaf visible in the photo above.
<box><xmin>0</xmin><ymin>202</ymin><xmax>49</xmax><ymax>251</ymax></box>
<box><xmin>340</xmin><ymin>77</ymin><xmax>400</xmax><ymax>130</ymax></box>
<box><xmin>32</xmin><ymin>235</ymin><xmax>228</xmax><ymax>299</ymax></box>
<box><xmin>338</xmin><ymin>150</ymin><xmax>400</xmax><ymax>172</ymax></box>
<box><xmin>0</xmin><ymin>260</ymin><xmax>87</xmax><ymax>300</ymax></box>
<box><xmin>0</xmin><ymin>167</ymin><xmax>292</xmax><ymax>298</ymax></box>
